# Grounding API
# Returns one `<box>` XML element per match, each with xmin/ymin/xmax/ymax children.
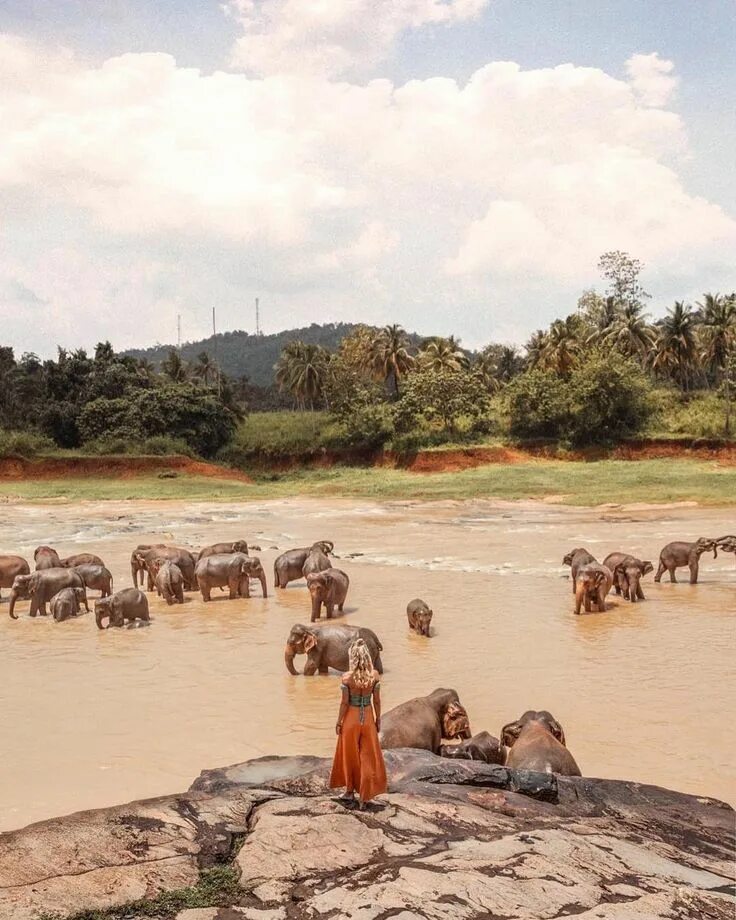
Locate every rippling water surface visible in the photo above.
<box><xmin>0</xmin><ymin>498</ymin><xmax>734</xmax><ymax>830</ymax></box>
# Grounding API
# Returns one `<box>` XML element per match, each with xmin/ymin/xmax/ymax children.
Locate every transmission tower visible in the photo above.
<box><xmin>255</xmin><ymin>297</ymin><xmax>261</xmax><ymax>336</ymax></box>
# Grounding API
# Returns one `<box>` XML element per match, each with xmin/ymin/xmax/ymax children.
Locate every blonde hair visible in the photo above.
<box><xmin>348</xmin><ymin>639</ymin><xmax>374</xmax><ymax>688</ymax></box>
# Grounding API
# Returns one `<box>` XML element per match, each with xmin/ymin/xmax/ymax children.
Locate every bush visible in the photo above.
<box><xmin>648</xmin><ymin>390</ymin><xmax>730</xmax><ymax>439</ymax></box>
<box><xmin>395</xmin><ymin>368</ymin><xmax>491</xmax><ymax>435</ymax></box>
<box><xmin>0</xmin><ymin>429</ymin><xmax>55</xmax><ymax>458</ymax></box>
<box><xmin>503</xmin><ymin>370</ymin><xmax>571</xmax><ymax>440</ymax></box>
<box><xmin>82</xmin><ymin>435</ymin><xmax>194</xmax><ymax>456</ymax></box>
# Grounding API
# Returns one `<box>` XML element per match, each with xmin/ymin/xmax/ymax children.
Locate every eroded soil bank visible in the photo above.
<box><xmin>1</xmin><ymin>498</ymin><xmax>734</xmax><ymax>834</ymax></box>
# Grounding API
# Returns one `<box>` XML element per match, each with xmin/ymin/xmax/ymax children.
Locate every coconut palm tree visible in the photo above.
<box><xmin>524</xmin><ymin>330</ymin><xmax>549</xmax><ymax>369</ymax></box>
<box><xmin>367</xmin><ymin>324</ymin><xmax>415</xmax><ymax>397</ymax></box>
<box><xmin>161</xmin><ymin>349</ymin><xmax>188</xmax><ymax>383</ymax></box>
<box><xmin>601</xmin><ymin>303</ymin><xmax>654</xmax><ymax>361</ymax></box>
<box><xmin>417</xmin><ymin>336</ymin><xmax>468</xmax><ymax>372</ymax></box>
<box><xmin>192</xmin><ymin>351</ymin><xmax>216</xmax><ymax>387</ymax></box>
<box><xmin>651</xmin><ymin>302</ymin><xmax>699</xmax><ymax>390</ymax></box>
<box><xmin>274</xmin><ymin>341</ymin><xmax>329</xmax><ymax>409</ymax></box>
<box><xmin>539</xmin><ymin>316</ymin><xmax>582</xmax><ymax>375</ymax></box>
<box><xmin>586</xmin><ymin>295</ymin><xmax>619</xmax><ymax>345</ymax></box>
<box><xmin>697</xmin><ymin>292</ymin><xmax>736</xmax><ymax>434</ymax></box>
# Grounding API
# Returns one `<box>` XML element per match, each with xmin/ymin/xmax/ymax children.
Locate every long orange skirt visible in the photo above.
<box><xmin>329</xmin><ymin>706</ymin><xmax>388</xmax><ymax>802</ymax></box>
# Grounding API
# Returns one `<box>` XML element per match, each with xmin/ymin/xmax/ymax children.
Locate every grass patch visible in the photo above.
<box><xmin>40</xmin><ymin>866</ymin><xmax>243</xmax><ymax>920</ymax></box>
<box><xmin>3</xmin><ymin>458</ymin><xmax>734</xmax><ymax>505</ymax></box>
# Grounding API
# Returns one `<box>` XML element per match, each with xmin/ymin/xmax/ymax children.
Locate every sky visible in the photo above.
<box><xmin>1</xmin><ymin>0</ymin><xmax>734</xmax><ymax>357</ymax></box>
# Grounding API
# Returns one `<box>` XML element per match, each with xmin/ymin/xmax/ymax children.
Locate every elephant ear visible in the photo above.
<box><xmin>594</xmin><ymin>570</ymin><xmax>606</xmax><ymax>586</ymax></box>
<box><xmin>548</xmin><ymin>717</ymin><xmax>566</xmax><ymax>746</ymax></box>
<box><xmin>640</xmin><ymin>560</ymin><xmax>654</xmax><ymax>575</ymax></box>
<box><xmin>304</xmin><ymin>634</ymin><xmax>317</xmax><ymax>652</ymax></box>
<box><xmin>500</xmin><ymin>720</ymin><xmax>523</xmax><ymax>748</ymax></box>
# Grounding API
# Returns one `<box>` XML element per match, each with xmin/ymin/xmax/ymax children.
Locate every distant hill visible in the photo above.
<box><xmin>125</xmin><ymin>323</ymin><xmax>426</xmax><ymax>387</ymax></box>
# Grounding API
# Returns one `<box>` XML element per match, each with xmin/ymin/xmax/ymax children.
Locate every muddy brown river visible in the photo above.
<box><xmin>0</xmin><ymin>498</ymin><xmax>734</xmax><ymax>831</ymax></box>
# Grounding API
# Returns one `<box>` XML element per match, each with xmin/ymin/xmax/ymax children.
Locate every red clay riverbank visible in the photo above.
<box><xmin>0</xmin><ymin>455</ymin><xmax>253</xmax><ymax>482</ymax></box>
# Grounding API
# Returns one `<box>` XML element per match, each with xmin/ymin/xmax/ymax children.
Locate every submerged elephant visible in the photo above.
<box><xmin>50</xmin><ymin>587</ymin><xmax>88</xmax><ymax>622</ymax></box>
<box><xmin>574</xmin><ymin>562</ymin><xmax>612</xmax><ymax>615</ymax></box>
<box><xmin>501</xmin><ymin>710</ymin><xmax>581</xmax><ymax>776</ymax></box>
<box><xmin>274</xmin><ymin>541</ymin><xmax>334</xmax><ymax>588</ymax></box>
<box><xmin>60</xmin><ymin>553</ymin><xmax>105</xmax><ymax>568</ymax></box>
<box><xmin>197</xmin><ymin>541</ymin><xmax>249</xmax><ymax>561</ymax></box>
<box><xmin>654</xmin><ymin>538</ymin><xmax>718</xmax><ymax>584</ymax></box>
<box><xmin>134</xmin><ymin>545</ymin><xmax>197</xmax><ymax>591</ymax></box>
<box><xmin>34</xmin><ymin>546</ymin><xmax>62</xmax><ymax>570</ymax></box>
<box><xmin>95</xmin><ymin>588</ymin><xmax>150</xmax><ymax>628</ymax></box>
<box><xmin>0</xmin><ymin>554</ymin><xmax>30</xmax><ymax>601</ymax></box>
<box><xmin>9</xmin><ymin>568</ymin><xmax>88</xmax><ymax>619</ymax></box>
<box><xmin>440</xmin><ymin>731</ymin><xmax>505</xmax><ymax>765</ymax></box>
<box><xmin>284</xmin><ymin>623</ymin><xmax>384</xmax><ymax>675</ymax></box>
<box><xmin>153</xmin><ymin>560</ymin><xmax>184</xmax><ymax>605</ymax></box>
<box><xmin>562</xmin><ymin>547</ymin><xmax>597</xmax><ymax>592</ymax></box>
<box><xmin>306</xmin><ymin>568</ymin><xmax>349</xmax><ymax>622</ymax></box>
<box><xmin>379</xmin><ymin>688</ymin><xmax>471</xmax><ymax>754</ymax></box>
<box><xmin>73</xmin><ymin>563</ymin><xmax>113</xmax><ymax>597</ymax></box>
<box><xmin>406</xmin><ymin>598</ymin><xmax>433</xmax><ymax>636</ymax></box>
<box><xmin>195</xmin><ymin>553</ymin><xmax>267</xmax><ymax>601</ymax></box>
<box><xmin>602</xmin><ymin>552</ymin><xmax>653</xmax><ymax>602</ymax></box>
<box><xmin>302</xmin><ymin>547</ymin><xmax>331</xmax><ymax>578</ymax></box>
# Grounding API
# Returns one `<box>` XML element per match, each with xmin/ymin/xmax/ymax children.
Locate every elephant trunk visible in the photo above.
<box><xmin>284</xmin><ymin>645</ymin><xmax>299</xmax><ymax>675</ymax></box>
<box><xmin>131</xmin><ymin>561</ymin><xmax>139</xmax><ymax>587</ymax></box>
<box><xmin>96</xmin><ymin>607</ymin><xmax>107</xmax><ymax>630</ymax></box>
<box><xmin>8</xmin><ymin>590</ymin><xmax>19</xmax><ymax>619</ymax></box>
<box><xmin>258</xmin><ymin>572</ymin><xmax>268</xmax><ymax>598</ymax></box>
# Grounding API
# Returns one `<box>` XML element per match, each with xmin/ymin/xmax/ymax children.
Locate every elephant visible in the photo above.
<box><xmin>73</xmin><ymin>564</ymin><xmax>113</xmax><ymax>597</ymax></box>
<box><xmin>273</xmin><ymin>541</ymin><xmax>335</xmax><ymax>588</ymax></box>
<box><xmin>284</xmin><ymin>623</ymin><xmax>384</xmax><ymax>675</ymax></box>
<box><xmin>574</xmin><ymin>562</ymin><xmax>612</xmax><ymax>615</ymax></box>
<box><xmin>152</xmin><ymin>560</ymin><xmax>184</xmax><ymax>605</ymax></box>
<box><xmin>501</xmin><ymin>710</ymin><xmax>581</xmax><ymax>776</ymax></box>
<box><xmin>95</xmin><ymin>588</ymin><xmax>150</xmax><ymax>629</ymax></box>
<box><xmin>9</xmin><ymin>568</ymin><xmax>88</xmax><ymax>619</ymax></box>
<box><xmin>60</xmin><ymin>553</ymin><xmax>105</xmax><ymax>568</ymax></box>
<box><xmin>562</xmin><ymin>547</ymin><xmax>597</xmax><ymax>592</ymax></box>
<box><xmin>133</xmin><ymin>545</ymin><xmax>197</xmax><ymax>591</ymax></box>
<box><xmin>440</xmin><ymin>731</ymin><xmax>505</xmax><ymax>765</ymax></box>
<box><xmin>379</xmin><ymin>688</ymin><xmax>471</xmax><ymax>754</ymax></box>
<box><xmin>306</xmin><ymin>568</ymin><xmax>349</xmax><ymax>622</ymax></box>
<box><xmin>34</xmin><ymin>546</ymin><xmax>62</xmax><ymax>570</ymax></box>
<box><xmin>197</xmin><ymin>541</ymin><xmax>249</xmax><ymax>561</ymax></box>
<box><xmin>654</xmin><ymin>538</ymin><xmax>718</xmax><ymax>584</ymax></box>
<box><xmin>0</xmin><ymin>554</ymin><xmax>30</xmax><ymax>601</ymax></box>
<box><xmin>302</xmin><ymin>547</ymin><xmax>331</xmax><ymax>578</ymax></box>
<box><xmin>716</xmin><ymin>535</ymin><xmax>736</xmax><ymax>560</ymax></box>
<box><xmin>602</xmin><ymin>553</ymin><xmax>653</xmax><ymax>602</ymax></box>
<box><xmin>194</xmin><ymin>553</ymin><xmax>267</xmax><ymax>601</ymax></box>
<box><xmin>406</xmin><ymin>598</ymin><xmax>433</xmax><ymax>636</ymax></box>
<box><xmin>50</xmin><ymin>587</ymin><xmax>88</xmax><ymax>622</ymax></box>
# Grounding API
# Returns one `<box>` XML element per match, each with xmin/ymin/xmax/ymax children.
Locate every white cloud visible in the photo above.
<box><xmin>223</xmin><ymin>0</ymin><xmax>490</xmax><ymax>76</ymax></box>
<box><xmin>625</xmin><ymin>52</ymin><xmax>678</xmax><ymax>107</ymax></box>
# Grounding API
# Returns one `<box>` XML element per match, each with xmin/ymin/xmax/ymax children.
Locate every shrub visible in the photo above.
<box><xmin>395</xmin><ymin>368</ymin><xmax>490</xmax><ymax>435</ymax></box>
<box><xmin>504</xmin><ymin>369</ymin><xmax>571</xmax><ymax>440</ymax></box>
<box><xmin>0</xmin><ymin>429</ymin><xmax>55</xmax><ymax>458</ymax></box>
<box><xmin>648</xmin><ymin>390</ymin><xmax>730</xmax><ymax>439</ymax></box>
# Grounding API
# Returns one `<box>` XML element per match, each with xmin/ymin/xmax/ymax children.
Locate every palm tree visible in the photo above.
<box><xmin>651</xmin><ymin>302</ymin><xmax>699</xmax><ymax>390</ymax></box>
<box><xmin>161</xmin><ymin>349</ymin><xmax>188</xmax><ymax>383</ymax></box>
<box><xmin>366</xmin><ymin>324</ymin><xmax>415</xmax><ymax>397</ymax></box>
<box><xmin>524</xmin><ymin>330</ymin><xmax>548</xmax><ymax>369</ymax></box>
<box><xmin>192</xmin><ymin>351</ymin><xmax>216</xmax><ymax>387</ymax></box>
<box><xmin>417</xmin><ymin>336</ymin><xmax>468</xmax><ymax>372</ymax></box>
<box><xmin>539</xmin><ymin>316</ymin><xmax>582</xmax><ymax>375</ymax></box>
<box><xmin>601</xmin><ymin>304</ymin><xmax>654</xmax><ymax>361</ymax></box>
<box><xmin>586</xmin><ymin>296</ymin><xmax>619</xmax><ymax>345</ymax></box>
<box><xmin>698</xmin><ymin>293</ymin><xmax>736</xmax><ymax>434</ymax></box>
<box><xmin>274</xmin><ymin>341</ymin><xmax>329</xmax><ymax>409</ymax></box>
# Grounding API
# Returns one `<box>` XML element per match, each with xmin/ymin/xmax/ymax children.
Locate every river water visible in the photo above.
<box><xmin>0</xmin><ymin>498</ymin><xmax>733</xmax><ymax>831</ymax></box>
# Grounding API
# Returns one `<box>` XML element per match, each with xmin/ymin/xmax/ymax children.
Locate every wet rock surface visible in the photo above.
<box><xmin>0</xmin><ymin>752</ymin><xmax>733</xmax><ymax>920</ymax></box>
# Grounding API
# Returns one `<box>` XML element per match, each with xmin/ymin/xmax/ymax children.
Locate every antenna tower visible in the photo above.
<box><xmin>255</xmin><ymin>297</ymin><xmax>261</xmax><ymax>336</ymax></box>
<box><xmin>212</xmin><ymin>307</ymin><xmax>221</xmax><ymax>397</ymax></box>
<box><xmin>177</xmin><ymin>314</ymin><xmax>181</xmax><ymax>350</ymax></box>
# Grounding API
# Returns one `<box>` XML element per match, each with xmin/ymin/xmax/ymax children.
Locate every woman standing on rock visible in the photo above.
<box><xmin>330</xmin><ymin>638</ymin><xmax>387</xmax><ymax>810</ymax></box>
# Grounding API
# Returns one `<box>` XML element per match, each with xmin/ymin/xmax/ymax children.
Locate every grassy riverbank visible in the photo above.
<box><xmin>1</xmin><ymin>458</ymin><xmax>733</xmax><ymax>505</ymax></box>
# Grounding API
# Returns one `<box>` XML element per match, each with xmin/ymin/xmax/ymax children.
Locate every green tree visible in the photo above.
<box><xmin>601</xmin><ymin>303</ymin><xmax>654</xmax><ymax>360</ymax></box>
<box><xmin>366</xmin><ymin>324</ymin><xmax>415</xmax><ymax>397</ymax></box>
<box><xmin>651</xmin><ymin>301</ymin><xmax>699</xmax><ymax>391</ymax></box>
<box><xmin>597</xmin><ymin>250</ymin><xmax>650</xmax><ymax>310</ymax></box>
<box><xmin>417</xmin><ymin>336</ymin><xmax>468</xmax><ymax>373</ymax></box>
<box><xmin>504</xmin><ymin>369</ymin><xmax>570</xmax><ymax>439</ymax></box>
<box><xmin>274</xmin><ymin>341</ymin><xmax>330</xmax><ymax>409</ymax></box>
<box><xmin>192</xmin><ymin>351</ymin><xmax>216</xmax><ymax>387</ymax></box>
<box><xmin>396</xmin><ymin>368</ymin><xmax>490</xmax><ymax>435</ymax></box>
<box><xmin>161</xmin><ymin>349</ymin><xmax>188</xmax><ymax>383</ymax></box>
<box><xmin>538</xmin><ymin>316</ymin><xmax>583</xmax><ymax>375</ymax></box>
<box><xmin>697</xmin><ymin>292</ymin><xmax>736</xmax><ymax>434</ymax></box>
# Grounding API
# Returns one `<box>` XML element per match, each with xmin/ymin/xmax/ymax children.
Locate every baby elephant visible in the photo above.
<box><xmin>501</xmin><ymin>710</ymin><xmax>581</xmax><ymax>776</ymax></box>
<box><xmin>440</xmin><ymin>731</ymin><xmax>505</xmax><ymax>764</ymax></box>
<box><xmin>603</xmin><ymin>553</ymin><xmax>653</xmax><ymax>602</ymax></box>
<box><xmin>407</xmin><ymin>598</ymin><xmax>433</xmax><ymax>636</ymax></box>
<box><xmin>95</xmin><ymin>588</ymin><xmax>150</xmax><ymax>629</ymax></box>
<box><xmin>574</xmin><ymin>563</ymin><xmax>612</xmax><ymax>615</ymax></box>
<box><xmin>50</xmin><ymin>587</ymin><xmax>88</xmax><ymax>622</ymax></box>
<box><xmin>306</xmin><ymin>568</ymin><xmax>349</xmax><ymax>622</ymax></box>
<box><xmin>563</xmin><ymin>548</ymin><xmax>597</xmax><ymax>592</ymax></box>
<box><xmin>153</xmin><ymin>560</ymin><xmax>185</xmax><ymax>605</ymax></box>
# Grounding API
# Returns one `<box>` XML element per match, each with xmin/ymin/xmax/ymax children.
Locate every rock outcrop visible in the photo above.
<box><xmin>0</xmin><ymin>751</ymin><xmax>733</xmax><ymax>920</ymax></box>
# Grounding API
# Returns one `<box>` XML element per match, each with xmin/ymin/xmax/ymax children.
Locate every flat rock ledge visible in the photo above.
<box><xmin>0</xmin><ymin>751</ymin><xmax>733</xmax><ymax>920</ymax></box>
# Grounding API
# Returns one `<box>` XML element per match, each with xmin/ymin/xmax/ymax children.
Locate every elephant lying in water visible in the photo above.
<box><xmin>602</xmin><ymin>553</ymin><xmax>653</xmax><ymax>602</ymax></box>
<box><xmin>501</xmin><ymin>710</ymin><xmax>581</xmax><ymax>776</ymax></box>
<box><xmin>379</xmin><ymin>688</ymin><xmax>471</xmax><ymax>754</ymax></box>
<box><xmin>274</xmin><ymin>541</ymin><xmax>334</xmax><ymax>588</ymax></box>
<box><xmin>96</xmin><ymin>588</ymin><xmax>150</xmax><ymax>628</ymax></box>
<box><xmin>197</xmin><ymin>541</ymin><xmax>249</xmax><ymax>560</ymax></box>
<box><xmin>0</xmin><ymin>554</ymin><xmax>30</xmax><ymax>601</ymax></box>
<box><xmin>440</xmin><ymin>731</ymin><xmax>505</xmax><ymax>764</ymax></box>
<box><xmin>195</xmin><ymin>553</ymin><xmax>267</xmax><ymax>601</ymax></box>
<box><xmin>654</xmin><ymin>538</ymin><xmax>718</xmax><ymax>584</ymax></box>
<box><xmin>50</xmin><ymin>587</ymin><xmax>88</xmax><ymax>622</ymax></box>
<box><xmin>284</xmin><ymin>623</ymin><xmax>384</xmax><ymax>675</ymax></box>
<box><xmin>9</xmin><ymin>569</ymin><xmax>88</xmax><ymax>619</ymax></box>
<box><xmin>407</xmin><ymin>598</ymin><xmax>433</xmax><ymax>636</ymax></box>
<box><xmin>73</xmin><ymin>564</ymin><xmax>113</xmax><ymax>597</ymax></box>
<box><xmin>306</xmin><ymin>568</ymin><xmax>349</xmax><ymax>621</ymax></box>
<box><xmin>574</xmin><ymin>563</ymin><xmax>612</xmax><ymax>615</ymax></box>
<box><xmin>563</xmin><ymin>548</ymin><xmax>596</xmax><ymax>592</ymax></box>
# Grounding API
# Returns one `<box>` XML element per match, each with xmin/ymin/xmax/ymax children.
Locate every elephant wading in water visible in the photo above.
<box><xmin>440</xmin><ymin>731</ymin><xmax>505</xmax><ymax>764</ymax></box>
<box><xmin>407</xmin><ymin>598</ymin><xmax>433</xmax><ymax>636</ymax></box>
<box><xmin>306</xmin><ymin>568</ymin><xmax>349</xmax><ymax>622</ymax></box>
<box><xmin>563</xmin><ymin>548</ymin><xmax>596</xmax><ymax>592</ymax></box>
<box><xmin>379</xmin><ymin>688</ymin><xmax>471</xmax><ymax>754</ymax></box>
<box><xmin>0</xmin><ymin>554</ymin><xmax>30</xmax><ymax>601</ymax></box>
<box><xmin>574</xmin><ymin>562</ymin><xmax>612</xmax><ymax>615</ymax></box>
<box><xmin>34</xmin><ymin>546</ymin><xmax>62</xmax><ymax>570</ymax></box>
<box><xmin>152</xmin><ymin>560</ymin><xmax>185</xmax><ymax>605</ymax></box>
<box><xmin>716</xmin><ymin>535</ymin><xmax>736</xmax><ymax>562</ymax></box>
<box><xmin>501</xmin><ymin>710</ymin><xmax>581</xmax><ymax>776</ymax></box>
<box><xmin>133</xmin><ymin>545</ymin><xmax>197</xmax><ymax>592</ymax></box>
<box><xmin>197</xmin><ymin>541</ymin><xmax>249</xmax><ymax>561</ymax></box>
<box><xmin>602</xmin><ymin>553</ymin><xmax>653</xmax><ymax>602</ymax></box>
<box><xmin>274</xmin><ymin>541</ymin><xmax>334</xmax><ymax>588</ymax></box>
<box><xmin>9</xmin><ymin>569</ymin><xmax>88</xmax><ymax>619</ymax></box>
<box><xmin>96</xmin><ymin>588</ymin><xmax>150</xmax><ymax>628</ymax></box>
<box><xmin>60</xmin><ymin>553</ymin><xmax>105</xmax><ymax>568</ymax></box>
<box><xmin>654</xmin><ymin>538</ymin><xmax>718</xmax><ymax>584</ymax></box>
<box><xmin>73</xmin><ymin>564</ymin><xmax>113</xmax><ymax>597</ymax></box>
<box><xmin>284</xmin><ymin>623</ymin><xmax>384</xmax><ymax>675</ymax></box>
<box><xmin>195</xmin><ymin>553</ymin><xmax>267</xmax><ymax>601</ymax></box>
<box><xmin>50</xmin><ymin>587</ymin><xmax>88</xmax><ymax>622</ymax></box>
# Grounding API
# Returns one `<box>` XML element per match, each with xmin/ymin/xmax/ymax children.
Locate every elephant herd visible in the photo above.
<box><xmin>564</xmin><ymin>534</ymin><xmax>734</xmax><ymax>615</ymax></box>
